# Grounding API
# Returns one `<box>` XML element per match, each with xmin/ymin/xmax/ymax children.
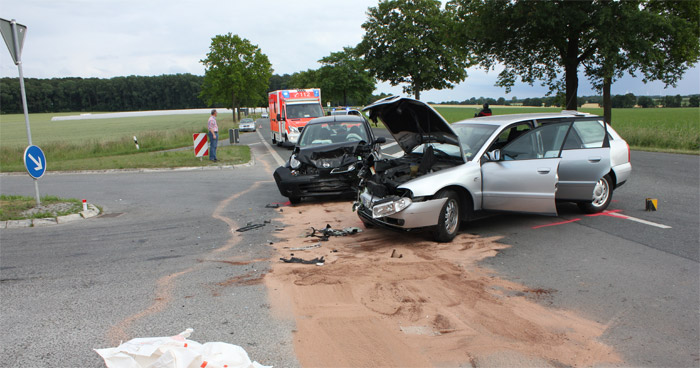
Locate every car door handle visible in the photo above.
<box><xmin>537</xmin><ymin>168</ymin><xmax>551</xmax><ymax>174</ymax></box>
<box><xmin>588</xmin><ymin>156</ymin><xmax>602</xmax><ymax>163</ymax></box>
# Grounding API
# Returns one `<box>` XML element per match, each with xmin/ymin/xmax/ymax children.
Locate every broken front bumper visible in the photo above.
<box><xmin>274</xmin><ymin>166</ymin><xmax>356</xmax><ymax>199</ymax></box>
<box><xmin>356</xmin><ymin>190</ymin><xmax>446</xmax><ymax>230</ymax></box>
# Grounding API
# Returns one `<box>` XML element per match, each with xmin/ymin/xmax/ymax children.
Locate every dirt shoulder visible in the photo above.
<box><xmin>265</xmin><ymin>201</ymin><xmax>620</xmax><ymax>367</ymax></box>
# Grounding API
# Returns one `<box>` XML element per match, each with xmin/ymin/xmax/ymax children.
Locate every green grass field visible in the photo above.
<box><xmin>434</xmin><ymin>106</ymin><xmax>699</xmax><ymax>153</ymax></box>
<box><xmin>0</xmin><ymin>106</ymin><xmax>697</xmax><ymax>173</ymax></box>
<box><xmin>0</xmin><ymin>111</ymin><xmax>254</xmax><ymax>171</ymax></box>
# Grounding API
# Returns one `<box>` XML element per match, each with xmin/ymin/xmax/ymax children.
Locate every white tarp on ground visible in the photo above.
<box><xmin>94</xmin><ymin>329</ymin><xmax>271</xmax><ymax>368</ymax></box>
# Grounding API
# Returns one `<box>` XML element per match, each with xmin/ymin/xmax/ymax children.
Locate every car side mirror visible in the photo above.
<box><xmin>374</xmin><ymin>137</ymin><xmax>386</xmax><ymax>144</ymax></box>
<box><xmin>486</xmin><ymin>149</ymin><xmax>501</xmax><ymax>161</ymax></box>
<box><xmin>276</xmin><ymin>114</ymin><xmax>281</xmax><ymax>121</ymax></box>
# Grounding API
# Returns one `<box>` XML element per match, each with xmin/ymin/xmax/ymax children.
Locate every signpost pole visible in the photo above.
<box><xmin>9</xmin><ymin>19</ymin><xmax>40</xmax><ymax>205</ymax></box>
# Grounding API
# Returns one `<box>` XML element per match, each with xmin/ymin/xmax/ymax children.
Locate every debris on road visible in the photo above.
<box><xmin>94</xmin><ymin>328</ymin><xmax>271</xmax><ymax>368</ymax></box>
<box><xmin>284</xmin><ymin>243</ymin><xmax>322</xmax><ymax>251</ymax></box>
<box><xmin>280</xmin><ymin>256</ymin><xmax>325</xmax><ymax>265</ymax></box>
<box><xmin>305</xmin><ymin>224</ymin><xmax>362</xmax><ymax>241</ymax></box>
<box><xmin>390</xmin><ymin>249</ymin><xmax>403</xmax><ymax>258</ymax></box>
<box><xmin>236</xmin><ymin>223</ymin><xmax>266</xmax><ymax>232</ymax></box>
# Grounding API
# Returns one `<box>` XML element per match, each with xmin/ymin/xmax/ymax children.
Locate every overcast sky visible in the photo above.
<box><xmin>2</xmin><ymin>0</ymin><xmax>698</xmax><ymax>103</ymax></box>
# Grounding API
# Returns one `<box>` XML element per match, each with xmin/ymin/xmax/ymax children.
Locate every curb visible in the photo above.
<box><xmin>2</xmin><ymin>204</ymin><xmax>101</xmax><ymax>229</ymax></box>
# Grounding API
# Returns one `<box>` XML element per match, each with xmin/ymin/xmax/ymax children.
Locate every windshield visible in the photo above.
<box><xmin>451</xmin><ymin>123</ymin><xmax>499</xmax><ymax>160</ymax></box>
<box><xmin>240</xmin><ymin>118</ymin><xmax>254</xmax><ymax>123</ymax></box>
<box><xmin>411</xmin><ymin>143</ymin><xmax>462</xmax><ymax>159</ymax></box>
<box><xmin>286</xmin><ymin>103</ymin><xmax>324</xmax><ymax>119</ymax></box>
<box><xmin>298</xmin><ymin>121</ymin><xmax>369</xmax><ymax>147</ymax></box>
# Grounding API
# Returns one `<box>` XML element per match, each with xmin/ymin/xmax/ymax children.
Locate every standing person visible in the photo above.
<box><xmin>207</xmin><ymin>109</ymin><xmax>219</xmax><ymax>162</ymax></box>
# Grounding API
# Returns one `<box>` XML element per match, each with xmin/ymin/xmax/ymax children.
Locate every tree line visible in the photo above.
<box><xmin>437</xmin><ymin>94</ymin><xmax>700</xmax><ymax>108</ymax></box>
<box><xmin>0</xmin><ymin>74</ymin><xmax>206</xmax><ymax>114</ymax></box>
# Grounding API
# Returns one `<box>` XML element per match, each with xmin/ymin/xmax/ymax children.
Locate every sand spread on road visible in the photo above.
<box><xmin>265</xmin><ymin>201</ymin><xmax>620</xmax><ymax>367</ymax></box>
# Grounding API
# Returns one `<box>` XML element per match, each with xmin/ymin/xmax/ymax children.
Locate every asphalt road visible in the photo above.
<box><xmin>0</xmin><ymin>138</ymin><xmax>299</xmax><ymax>367</ymax></box>
<box><xmin>259</xmin><ymin>118</ymin><xmax>700</xmax><ymax>367</ymax></box>
<box><xmin>1</xmin><ymin>117</ymin><xmax>698</xmax><ymax>367</ymax></box>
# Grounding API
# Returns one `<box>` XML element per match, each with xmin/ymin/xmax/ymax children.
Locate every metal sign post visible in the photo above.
<box><xmin>1</xmin><ymin>18</ymin><xmax>41</xmax><ymax>205</ymax></box>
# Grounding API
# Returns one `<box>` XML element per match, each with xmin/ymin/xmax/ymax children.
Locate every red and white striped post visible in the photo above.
<box><xmin>193</xmin><ymin>133</ymin><xmax>209</xmax><ymax>160</ymax></box>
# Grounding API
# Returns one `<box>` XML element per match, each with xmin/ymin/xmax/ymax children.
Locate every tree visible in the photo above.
<box><xmin>448</xmin><ymin>0</ymin><xmax>700</xmax><ymax>115</ymax></box>
<box><xmin>689</xmin><ymin>95</ymin><xmax>700</xmax><ymax>108</ymax></box>
<box><xmin>288</xmin><ymin>69</ymin><xmax>320</xmax><ymax>89</ymax></box>
<box><xmin>358</xmin><ymin>0</ymin><xmax>471</xmax><ymax>100</ymax></box>
<box><xmin>663</xmin><ymin>95</ymin><xmax>682</xmax><ymax>108</ymax></box>
<box><xmin>611</xmin><ymin>93</ymin><xmax>636</xmax><ymax>108</ymax></box>
<box><xmin>317</xmin><ymin>47</ymin><xmax>375</xmax><ymax>106</ymax></box>
<box><xmin>268</xmin><ymin>74</ymin><xmax>292</xmax><ymax>92</ymax></box>
<box><xmin>200</xmin><ymin>33</ymin><xmax>273</xmax><ymax>121</ymax></box>
<box><xmin>584</xmin><ymin>0</ymin><xmax>700</xmax><ymax>122</ymax></box>
<box><xmin>637</xmin><ymin>96</ymin><xmax>655</xmax><ymax>108</ymax></box>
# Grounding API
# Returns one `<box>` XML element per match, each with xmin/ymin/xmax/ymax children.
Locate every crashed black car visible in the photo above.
<box><xmin>274</xmin><ymin>115</ymin><xmax>385</xmax><ymax>204</ymax></box>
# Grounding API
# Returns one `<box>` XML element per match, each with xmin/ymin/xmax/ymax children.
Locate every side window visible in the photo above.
<box><xmin>502</xmin><ymin>123</ymin><xmax>571</xmax><ymax>160</ymax></box>
<box><xmin>492</xmin><ymin>121</ymin><xmax>533</xmax><ymax>149</ymax></box>
<box><xmin>564</xmin><ymin>120</ymin><xmax>605</xmax><ymax>149</ymax></box>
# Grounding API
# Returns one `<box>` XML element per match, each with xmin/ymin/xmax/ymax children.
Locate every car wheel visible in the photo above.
<box><xmin>432</xmin><ymin>190</ymin><xmax>460</xmax><ymax>243</ymax></box>
<box><xmin>577</xmin><ymin>175</ymin><xmax>613</xmax><ymax>214</ymax></box>
<box><xmin>288</xmin><ymin>196</ymin><xmax>301</xmax><ymax>204</ymax></box>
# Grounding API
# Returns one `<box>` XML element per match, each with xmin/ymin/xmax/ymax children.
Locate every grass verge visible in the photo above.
<box><xmin>1</xmin><ymin>144</ymin><xmax>250</xmax><ymax>172</ymax></box>
<box><xmin>0</xmin><ymin>194</ymin><xmax>82</xmax><ymax>221</ymax></box>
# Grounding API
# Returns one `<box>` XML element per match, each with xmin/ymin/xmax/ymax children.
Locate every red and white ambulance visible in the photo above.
<box><xmin>269</xmin><ymin>88</ymin><xmax>324</xmax><ymax>146</ymax></box>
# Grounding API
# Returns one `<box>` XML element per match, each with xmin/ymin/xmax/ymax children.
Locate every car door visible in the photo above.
<box><xmin>556</xmin><ymin>119</ymin><xmax>611</xmax><ymax>201</ymax></box>
<box><xmin>481</xmin><ymin>123</ymin><xmax>570</xmax><ymax>215</ymax></box>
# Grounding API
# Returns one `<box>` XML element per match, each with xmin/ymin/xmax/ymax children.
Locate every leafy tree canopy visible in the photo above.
<box><xmin>358</xmin><ymin>0</ymin><xmax>472</xmax><ymax>100</ymax></box>
<box><xmin>200</xmin><ymin>33</ymin><xmax>273</xmax><ymax>120</ymax></box>
<box><xmin>448</xmin><ymin>0</ymin><xmax>700</xmax><ymax>112</ymax></box>
<box><xmin>317</xmin><ymin>46</ymin><xmax>376</xmax><ymax>106</ymax></box>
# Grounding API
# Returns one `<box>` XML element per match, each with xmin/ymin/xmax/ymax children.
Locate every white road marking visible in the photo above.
<box><xmin>614</xmin><ymin>213</ymin><xmax>672</xmax><ymax>229</ymax></box>
<box><xmin>380</xmin><ymin>141</ymin><xmax>398</xmax><ymax>150</ymax></box>
<box><xmin>256</xmin><ymin>130</ymin><xmax>285</xmax><ymax>166</ymax></box>
<box><xmin>380</xmin><ymin>141</ymin><xmax>404</xmax><ymax>158</ymax></box>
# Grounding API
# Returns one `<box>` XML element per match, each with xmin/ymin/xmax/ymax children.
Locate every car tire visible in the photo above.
<box><xmin>577</xmin><ymin>174</ymin><xmax>613</xmax><ymax>214</ymax></box>
<box><xmin>432</xmin><ymin>190</ymin><xmax>460</xmax><ymax>243</ymax></box>
<box><xmin>288</xmin><ymin>196</ymin><xmax>301</xmax><ymax>205</ymax></box>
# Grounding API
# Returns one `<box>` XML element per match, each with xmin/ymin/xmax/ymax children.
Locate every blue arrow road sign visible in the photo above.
<box><xmin>23</xmin><ymin>145</ymin><xmax>46</xmax><ymax>179</ymax></box>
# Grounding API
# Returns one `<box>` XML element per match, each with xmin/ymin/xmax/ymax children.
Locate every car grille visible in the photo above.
<box><xmin>299</xmin><ymin>179</ymin><xmax>349</xmax><ymax>193</ymax></box>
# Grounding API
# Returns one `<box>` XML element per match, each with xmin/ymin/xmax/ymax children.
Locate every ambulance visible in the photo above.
<box><xmin>269</xmin><ymin>88</ymin><xmax>324</xmax><ymax>146</ymax></box>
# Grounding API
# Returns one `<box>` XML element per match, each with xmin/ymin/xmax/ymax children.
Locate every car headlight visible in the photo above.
<box><xmin>372</xmin><ymin>197</ymin><xmax>412</xmax><ymax>218</ymax></box>
<box><xmin>289</xmin><ymin>127</ymin><xmax>299</xmax><ymax>134</ymax></box>
<box><xmin>289</xmin><ymin>155</ymin><xmax>301</xmax><ymax>169</ymax></box>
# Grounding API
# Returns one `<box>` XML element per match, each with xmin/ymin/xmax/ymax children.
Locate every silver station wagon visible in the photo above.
<box><xmin>355</xmin><ymin>96</ymin><xmax>632</xmax><ymax>242</ymax></box>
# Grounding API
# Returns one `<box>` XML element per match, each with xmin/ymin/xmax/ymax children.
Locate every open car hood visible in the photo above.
<box><xmin>363</xmin><ymin>96</ymin><xmax>459</xmax><ymax>154</ymax></box>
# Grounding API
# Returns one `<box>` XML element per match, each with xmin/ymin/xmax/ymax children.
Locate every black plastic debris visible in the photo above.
<box><xmin>265</xmin><ymin>203</ymin><xmax>280</xmax><ymax>209</ymax></box>
<box><xmin>236</xmin><ymin>223</ymin><xmax>265</xmax><ymax>232</ymax></box>
<box><xmin>279</xmin><ymin>256</ymin><xmax>325</xmax><ymax>265</ymax></box>
<box><xmin>306</xmin><ymin>224</ymin><xmax>362</xmax><ymax>241</ymax></box>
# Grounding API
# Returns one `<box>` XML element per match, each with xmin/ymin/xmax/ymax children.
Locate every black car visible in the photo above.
<box><xmin>273</xmin><ymin>115</ymin><xmax>385</xmax><ymax>204</ymax></box>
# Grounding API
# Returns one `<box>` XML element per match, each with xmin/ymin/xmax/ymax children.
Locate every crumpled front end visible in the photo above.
<box><xmin>356</xmin><ymin>189</ymin><xmax>446</xmax><ymax>230</ymax></box>
<box><xmin>274</xmin><ymin>145</ymin><xmax>366</xmax><ymax>199</ymax></box>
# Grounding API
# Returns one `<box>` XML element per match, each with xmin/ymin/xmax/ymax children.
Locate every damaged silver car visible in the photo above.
<box><xmin>354</xmin><ymin>96</ymin><xmax>632</xmax><ymax>242</ymax></box>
